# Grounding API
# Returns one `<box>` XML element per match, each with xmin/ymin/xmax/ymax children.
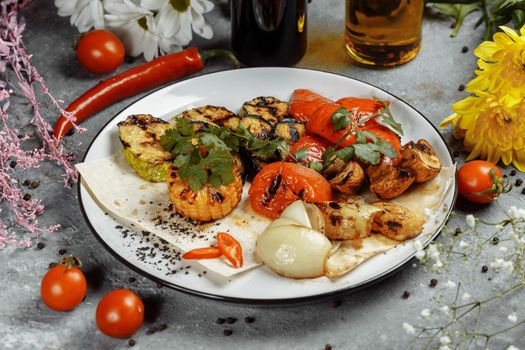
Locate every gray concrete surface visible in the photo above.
<box><xmin>1</xmin><ymin>0</ymin><xmax>524</xmax><ymax>349</ymax></box>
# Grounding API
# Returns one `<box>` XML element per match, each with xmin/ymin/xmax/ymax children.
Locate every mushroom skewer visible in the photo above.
<box><xmin>323</xmin><ymin>159</ymin><xmax>365</xmax><ymax>194</ymax></box>
<box><xmin>366</xmin><ymin>161</ymin><xmax>415</xmax><ymax>199</ymax></box>
<box><xmin>400</xmin><ymin>139</ymin><xmax>442</xmax><ymax>183</ymax></box>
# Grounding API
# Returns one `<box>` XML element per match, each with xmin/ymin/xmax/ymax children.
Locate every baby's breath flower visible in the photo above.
<box><xmin>502</xmin><ymin>261</ymin><xmax>514</xmax><ymax>274</ymax></box>
<box><xmin>421</xmin><ymin>309</ymin><xmax>431</xmax><ymax>318</ymax></box>
<box><xmin>499</xmin><ymin>246</ymin><xmax>508</xmax><ymax>252</ymax></box>
<box><xmin>439</xmin><ymin>346</ymin><xmax>452</xmax><ymax>350</ymax></box>
<box><xmin>440</xmin><ymin>305</ymin><xmax>450</xmax><ymax>316</ymax></box>
<box><xmin>506</xmin><ymin>345</ymin><xmax>520</xmax><ymax>350</ymax></box>
<box><xmin>440</xmin><ymin>336</ymin><xmax>451</xmax><ymax>345</ymax></box>
<box><xmin>466</xmin><ymin>214</ymin><xmax>476</xmax><ymax>228</ymax></box>
<box><xmin>508</xmin><ymin>312</ymin><xmax>518</xmax><ymax>323</ymax></box>
<box><xmin>415</xmin><ymin>250</ymin><xmax>426</xmax><ymax>260</ymax></box>
<box><xmin>495</xmin><ymin>224</ymin><xmax>504</xmax><ymax>231</ymax></box>
<box><xmin>402</xmin><ymin>322</ymin><xmax>416</xmax><ymax>335</ymax></box>
<box><xmin>491</xmin><ymin>258</ymin><xmax>504</xmax><ymax>269</ymax></box>
<box><xmin>444</xmin><ymin>280</ymin><xmax>456</xmax><ymax>288</ymax></box>
<box><xmin>462</xmin><ymin>292</ymin><xmax>471</xmax><ymax>301</ymax></box>
<box><xmin>433</xmin><ymin>260</ymin><xmax>444</xmax><ymax>268</ymax></box>
<box><xmin>459</xmin><ymin>240</ymin><xmax>469</xmax><ymax>248</ymax></box>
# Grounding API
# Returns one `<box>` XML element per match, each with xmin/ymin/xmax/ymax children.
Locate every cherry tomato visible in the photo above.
<box><xmin>40</xmin><ymin>258</ymin><xmax>87</xmax><ymax>312</ymax></box>
<box><xmin>458</xmin><ymin>160</ymin><xmax>506</xmax><ymax>204</ymax></box>
<box><xmin>96</xmin><ymin>289</ymin><xmax>144</xmax><ymax>338</ymax></box>
<box><xmin>249</xmin><ymin>162</ymin><xmax>332</xmax><ymax>218</ymax></box>
<box><xmin>182</xmin><ymin>246</ymin><xmax>222</xmax><ymax>260</ymax></box>
<box><xmin>216</xmin><ymin>232</ymin><xmax>243</xmax><ymax>268</ymax></box>
<box><xmin>76</xmin><ymin>30</ymin><xmax>125</xmax><ymax>74</ymax></box>
<box><xmin>289</xmin><ymin>134</ymin><xmax>330</xmax><ymax>164</ymax></box>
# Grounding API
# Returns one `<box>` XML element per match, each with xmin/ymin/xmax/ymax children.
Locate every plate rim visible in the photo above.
<box><xmin>77</xmin><ymin>67</ymin><xmax>458</xmax><ymax>306</ymax></box>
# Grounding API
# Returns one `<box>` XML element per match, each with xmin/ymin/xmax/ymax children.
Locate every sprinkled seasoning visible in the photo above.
<box><xmin>430</xmin><ymin>278</ymin><xmax>438</xmax><ymax>287</ymax></box>
<box><xmin>9</xmin><ymin>160</ymin><xmax>16</xmax><ymax>168</ymax></box>
<box><xmin>453</xmin><ymin>151</ymin><xmax>460</xmax><ymax>158</ymax></box>
<box><xmin>23</xmin><ymin>179</ymin><xmax>30</xmax><ymax>186</ymax></box>
<box><xmin>158</xmin><ymin>324</ymin><xmax>167</xmax><ymax>331</ymax></box>
<box><xmin>146</xmin><ymin>326</ymin><xmax>157</xmax><ymax>335</ymax></box>
<box><xmin>521</xmin><ymin>188</ymin><xmax>525</xmax><ymax>195</ymax></box>
<box><xmin>155</xmin><ymin>282</ymin><xmax>163</xmax><ymax>288</ymax></box>
<box><xmin>454</xmin><ymin>228</ymin><xmax>462</xmax><ymax>236</ymax></box>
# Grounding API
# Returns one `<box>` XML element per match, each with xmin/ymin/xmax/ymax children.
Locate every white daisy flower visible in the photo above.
<box><xmin>465</xmin><ymin>214</ymin><xmax>476</xmax><ymax>228</ymax></box>
<box><xmin>508</xmin><ymin>312</ymin><xmax>518</xmax><ymax>323</ymax></box>
<box><xmin>104</xmin><ymin>0</ymin><xmax>181</xmax><ymax>61</ymax></box>
<box><xmin>141</xmin><ymin>0</ymin><xmax>214</xmax><ymax>46</ymax></box>
<box><xmin>55</xmin><ymin>0</ymin><xmax>104</xmax><ymax>32</ymax></box>
<box><xmin>402</xmin><ymin>322</ymin><xmax>416</xmax><ymax>335</ymax></box>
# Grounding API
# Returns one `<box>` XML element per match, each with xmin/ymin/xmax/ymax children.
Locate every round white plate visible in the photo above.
<box><xmin>79</xmin><ymin>67</ymin><xmax>457</xmax><ymax>304</ymax></box>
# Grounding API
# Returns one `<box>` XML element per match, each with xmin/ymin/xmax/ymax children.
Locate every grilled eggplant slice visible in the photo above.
<box><xmin>118</xmin><ymin>114</ymin><xmax>173</xmax><ymax>181</ymax></box>
<box><xmin>273</xmin><ymin>118</ymin><xmax>306</xmax><ymax>145</ymax></box>
<box><xmin>240</xmin><ymin>96</ymin><xmax>289</xmax><ymax>125</ymax></box>
<box><xmin>323</xmin><ymin>159</ymin><xmax>365</xmax><ymax>194</ymax></box>
<box><xmin>370</xmin><ymin>202</ymin><xmax>425</xmax><ymax>241</ymax></box>
<box><xmin>367</xmin><ymin>161</ymin><xmax>415</xmax><ymax>199</ymax></box>
<box><xmin>175</xmin><ymin>105</ymin><xmax>237</xmax><ymax>129</ymax></box>
<box><xmin>167</xmin><ymin>165</ymin><xmax>243</xmax><ymax>222</ymax></box>
<box><xmin>400</xmin><ymin>139</ymin><xmax>442</xmax><ymax>183</ymax></box>
<box><xmin>316</xmin><ymin>202</ymin><xmax>383</xmax><ymax>240</ymax></box>
<box><xmin>239</xmin><ymin>115</ymin><xmax>273</xmax><ymax>139</ymax></box>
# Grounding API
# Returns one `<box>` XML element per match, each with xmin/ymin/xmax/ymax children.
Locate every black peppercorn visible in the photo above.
<box><xmin>36</xmin><ymin>242</ymin><xmax>45</xmax><ymax>250</ymax></box>
<box><xmin>128</xmin><ymin>276</ymin><xmax>136</xmax><ymax>283</ymax></box>
<box><xmin>461</xmin><ymin>46</ymin><xmax>468</xmax><ymax>53</ymax></box>
<box><xmin>332</xmin><ymin>300</ymin><xmax>342</xmax><ymax>308</ymax></box>
<box><xmin>515</xmin><ymin>178</ymin><xmax>523</xmax><ymax>187</ymax></box>
<box><xmin>158</xmin><ymin>324</ymin><xmax>167</xmax><ymax>331</ymax></box>
<box><xmin>226</xmin><ymin>317</ymin><xmax>237</xmax><ymax>324</ymax></box>
<box><xmin>23</xmin><ymin>179</ymin><xmax>30</xmax><ymax>186</ymax></box>
<box><xmin>216</xmin><ymin>318</ymin><xmax>226</xmax><ymax>325</ymax></box>
<box><xmin>510</xmin><ymin>170</ymin><xmax>517</xmax><ymax>176</ymax></box>
<box><xmin>325</xmin><ymin>344</ymin><xmax>333</xmax><ymax>350</ymax></box>
<box><xmin>48</xmin><ymin>262</ymin><xmax>58</xmax><ymax>269</ymax></box>
<box><xmin>481</xmin><ymin>265</ymin><xmax>488</xmax><ymax>273</ymax></box>
<box><xmin>146</xmin><ymin>326</ymin><xmax>157</xmax><ymax>335</ymax></box>
<box><xmin>223</xmin><ymin>329</ymin><xmax>233</xmax><ymax>336</ymax></box>
<box><xmin>245</xmin><ymin>316</ymin><xmax>255</xmax><ymax>324</ymax></box>
<box><xmin>58</xmin><ymin>248</ymin><xmax>67</xmax><ymax>255</ymax></box>
<box><xmin>30</xmin><ymin>180</ymin><xmax>39</xmax><ymax>189</ymax></box>
<box><xmin>521</xmin><ymin>188</ymin><xmax>525</xmax><ymax>195</ymax></box>
<box><xmin>454</xmin><ymin>228</ymin><xmax>462</xmax><ymax>236</ymax></box>
<box><xmin>492</xmin><ymin>236</ymin><xmax>499</xmax><ymax>245</ymax></box>
<box><xmin>458</xmin><ymin>84</ymin><xmax>465</xmax><ymax>92</ymax></box>
<box><xmin>9</xmin><ymin>160</ymin><xmax>16</xmax><ymax>168</ymax></box>
<box><xmin>128</xmin><ymin>339</ymin><xmax>136</xmax><ymax>347</ymax></box>
<box><xmin>23</xmin><ymin>193</ymin><xmax>31</xmax><ymax>201</ymax></box>
<box><xmin>402</xmin><ymin>291</ymin><xmax>410</xmax><ymax>299</ymax></box>
<box><xmin>430</xmin><ymin>278</ymin><xmax>438</xmax><ymax>287</ymax></box>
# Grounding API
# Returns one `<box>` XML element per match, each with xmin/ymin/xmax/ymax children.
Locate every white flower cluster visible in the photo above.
<box><xmin>491</xmin><ymin>258</ymin><xmax>514</xmax><ymax>274</ymax></box>
<box><xmin>55</xmin><ymin>0</ymin><xmax>214</xmax><ymax>61</ymax></box>
<box><xmin>509</xmin><ymin>206</ymin><xmax>525</xmax><ymax>219</ymax></box>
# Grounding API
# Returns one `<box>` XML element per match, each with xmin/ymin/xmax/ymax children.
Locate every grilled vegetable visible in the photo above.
<box><xmin>273</xmin><ymin>118</ymin><xmax>306</xmax><ymax>145</ymax></box>
<box><xmin>167</xmin><ymin>165</ymin><xmax>243</xmax><ymax>222</ymax></box>
<box><xmin>176</xmin><ymin>105</ymin><xmax>237</xmax><ymax>128</ymax></box>
<box><xmin>400</xmin><ymin>139</ymin><xmax>442</xmax><ymax>183</ymax></box>
<box><xmin>323</xmin><ymin>159</ymin><xmax>365</xmax><ymax>194</ymax></box>
<box><xmin>240</xmin><ymin>96</ymin><xmax>289</xmax><ymax>125</ymax></box>
<box><xmin>239</xmin><ymin>115</ymin><xmax>273</xmax><ymax>139</ymax></box>
<box><xmin>118</xmin><ymin>114</ymin><xmax>173</xmax><ymax>181</ymax></box>
<box><xmin>370</xmin><ymin>202</ymin><xmax>425</xmax><ymax>241</ymax></box>
<box><xmin>367</xmin><ymin>161</ymin><xmax>415</xmax><ymax>199</ymax></box>
<box><xmin>316</xmin><ymin>202</ymin><xmax>383</xmax><ymax>240</ymax></box>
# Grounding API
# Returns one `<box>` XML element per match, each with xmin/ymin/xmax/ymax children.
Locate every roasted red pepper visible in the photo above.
<box><xmin>53</xmin><ymin>48</ymin><xmax>239</xmax><ymax>142</ymax></box>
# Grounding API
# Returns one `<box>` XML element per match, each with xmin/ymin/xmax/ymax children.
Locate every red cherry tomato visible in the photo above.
<box><xmin>96</xmin><ymin>289</ymin><xmax>144</xmax><ymax>338</ymax></box>
<box><xmin>40</xmin><ymin>259</ymin><xmax>87</xmax><ymax>312</ymax></box>
<box><xmin>458</xmin><ymin>160</ymin><xmax>506</xmax><ymax>204</ymax></box>
<box><xmin>289</xmin><ymin>134</ymin><xmax>330</xmax><ymax>164</ymax></box>
<box><xmin>249</xmin><ymin>162</ymin><xmax>332</xmax><ymax>218</ymax></box>
<box><xmin>76</xmin><ymin>30</ymin><xmax>125</xmax><ymax>74</ymax></box>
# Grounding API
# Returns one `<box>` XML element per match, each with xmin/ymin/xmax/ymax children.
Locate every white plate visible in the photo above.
<box><xmin>79</xmin><ymin>67</ymin><xmax>457</xmax><ymax>304</ymax></box>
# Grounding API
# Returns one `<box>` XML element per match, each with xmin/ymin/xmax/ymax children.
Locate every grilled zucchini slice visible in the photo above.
<box><xmin>118</xmin><ymin>114</ymin><xmax>173</xmax><ymax>181</ymax></box>
<box><xmin>240</xmin><ymin>96</ymin><xmax>289</xmax><ymax>125</ymax></box>
<box><xmin>177</xmin><ymin>105</ymin><xmax>237</xmax><ymax>127</ymax></box>
<box><xmin>239</xmin><ymin>115</ymin><xmax>273</xmax><ymax>139</ymax></box>
<box><xmin>273</xmin><ymin>118</ymin><xmax>306</xmax><ymax>145</ymax></box>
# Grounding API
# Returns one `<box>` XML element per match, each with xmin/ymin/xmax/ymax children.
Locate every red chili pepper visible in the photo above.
<box><xmin>216</xmin><ymin>232</ymin><xmax>243</xmax><ymax>268</ymax></box>
<box><xmin>53</xmin><ymin>48</ymin><xmax>240</xmax><ymax>142</ymax></box>
<box><xmin>182</xmin><ymin>246</ymin><xmax>222</xmax><ymax>260</ymax></box>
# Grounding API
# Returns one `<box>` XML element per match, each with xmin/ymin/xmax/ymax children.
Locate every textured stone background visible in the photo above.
<box><xmin>1</xmin><ymin>0</ymin><xmax>524</xmax><ymax>349</ymax></box>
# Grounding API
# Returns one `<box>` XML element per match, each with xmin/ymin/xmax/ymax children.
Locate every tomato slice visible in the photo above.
<box><xmin>182</xmin><ymin>247</ymin><xmax>222</xmax><ymax>260</ymax></box>
<box><xmin>216</xmin><ymin>232</ymin><xmax>243</xmax><ymax>268</ymax></box>
<box><xmin>289</xmin><ymin>134</ymin><xmax>330</xmax><ymax>164</ymax></box>
<box><xmin>248</xmin><ymin>162</ymin><xmax>333</xmax><ymax>218</ymax></box>
<box><xmin>289</xmin><ymin>89</ymin><xmax>334</xmax><ymax>123</ymax></box>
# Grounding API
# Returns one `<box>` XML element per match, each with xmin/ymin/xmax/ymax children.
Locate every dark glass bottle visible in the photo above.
<box><xmin>230</xmin><ymin>0</ymin><xmax>307</xmax><ymax>67</ymax></box>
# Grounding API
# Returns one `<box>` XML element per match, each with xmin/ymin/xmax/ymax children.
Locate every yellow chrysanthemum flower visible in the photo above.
<box><xmin>467</xmin><ymin>25</ymin><xmax>525</xmax><ymax>94</ymax></box>
<box><xmin>441</xmin><ymin>25</ymin><xmax>525</xmax><ymax>171</ymax></box>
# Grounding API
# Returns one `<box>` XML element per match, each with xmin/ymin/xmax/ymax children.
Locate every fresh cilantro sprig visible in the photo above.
<box><xmin>160</xmin><ymin>118</ymin><xmax>286</xmax><ymax>191</ymax></box>
<box><xmin>330</xmin><ymin>107</ymin><xmax>353</xmax><ymax>131</ymax></box>
<box><xmin>374</xmin><ymin>103</ymin><xmax>404</xmax><ymax>136</ymax></box>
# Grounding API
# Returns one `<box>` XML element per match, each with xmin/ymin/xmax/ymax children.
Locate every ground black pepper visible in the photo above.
<box><xmin>223</xmin><ymin>329</ymin><xmax>233</xmax><ymax>336</ymax></box>
<box><xmin>23</xmin><ymin>193</ymin><xmax>31</xmax><ymax>201</ymax></box>
<box><xmin>430</xmin><ymin>278</ymin><xmax>438</xmax><ymax>287</ymax></box>
<box><xmin>481</xmin><ymin>265</ymin><xmax>488</xmax><ymax>273</ymax></box>
<box><xmin>461</xmin><ymin>46</ymin><xmax>468</xmax><ymax>53</ymax></box>
<box><xmin>128</xmin><ymin>339</ymin><xmax>136</xmax><ymax>347</ymax></box>
<box><xmin>458</xmin><ymin>84</ymin><xmax>465</xmax><ymax>91</ymax></box>
<box><xmin>402</xmin><ymin>291</ymin><xmax>410</xmax><ymax>299</ymax></box>
<box><xmin>244</xmin><ymin>316</ymin><xmax>255</xmax><ymax>324</ymax></box>
<box><xmin>58</xmin><ymin>248</ymin><xmax>67</xmax><ymax>255</ymax></box>
<box><xmin>515</xmin><ymin>178</ymin><xmax>523</xmax><ymax>187</ymax></box>
<box><xmin>226</xmin><ymin>317</ymin><xmax>237</xmax><ymax>324</ymax></box>
<box><xmin>30</xmin><ymin>180</ymin><xmax>39</xmax><ymax>189</ymax></box>
<box><xmin>216</xmin><ymin>318</ymin><xmax>226</xmax><ymax>325</ymax></box>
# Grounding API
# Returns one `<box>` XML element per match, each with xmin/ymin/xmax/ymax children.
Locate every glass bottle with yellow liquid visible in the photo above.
<box><xmin>345</xmin><ymin>0</ymin><xmax>424</xmax><ymax>67</ymax></box>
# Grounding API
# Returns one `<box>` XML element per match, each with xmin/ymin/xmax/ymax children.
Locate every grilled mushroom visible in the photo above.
<box><xmin>323</xmin><ymin>159</ymin><xmax>365</xmax><ymax>194</ymax></box>
<box><xmin>240</xmin><ymin>96</ymin><xmax>289</xmax><ymax>125</ymax></box>
<box><xmin>316</xmin><ymin>202</ymin><xmax>383</xmax><ymax>240</ymax></box>
<box><xmin>167</xmin><ymin>165</ymin><xmax>243</xmax><ymax>222</ymax></box>
<box><xmin>367</xmin><ymin>161</ymin><xmax>415</xmax><ymax>199</ymax></box>
<box><xmin>400</xmin><ymin>139</ymin><xmax>442</xmax><ymax>183</ymax></box>
<box><xmin>370</xmin><ymin>202</ymin><xmax>425</xmax><ymax>241</ymax></box>
<box><xmin>118</xmin><ymin>114</ymin><xmax>173</xmax><ymax>182</ymax></box>
<box><xmin>273</xmin><ymin>118</ymin><xmax>306</xmax><ymax>145</ymax></box>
